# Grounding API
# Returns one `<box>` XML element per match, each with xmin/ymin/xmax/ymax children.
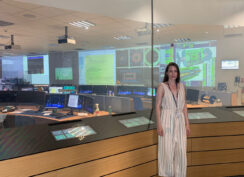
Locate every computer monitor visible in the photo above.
<box><xmin>63</xmin><ymin>86</ymin><xmax>76</xmax><ymax>94</ymax></box>
<box><xmin>49</xmin><ymin>87</ymin><xmax>63</xmax><ymax>94</ymax></box>
<box><xmin>186</xmin><ymin>88</ymin><xmax>200</xmax><ymax>103</ymax></box>
<box><xmin>132</xmin><ymin>86</ymin><xmax>147</xmax><ymax>96</ymax></box>
<box><xmin>92</xmin><ymin>85</ymin><xmax>107</xmax><ymax>95</ymax></box>
<box><xmin>217</xmin><ymin>82</ymin><xmax>227</xmax><ymax>91</ymax></box>
<box><xmin>0</xmin><ymin>84</ymin><xmax>14</xmax><ymax>91</ymax></box>
<box><xmin>117</xmin><ymin>86</ymin><xmax>132</xmax><ymax>96</ymax></box>
<box><xmin>79</xmin><ymin>85</ymin><xmax>93</xmax><ymax>94</ymax></box>
<box><xmin>221</xmin><ymin>60</ymin><xmax>239</xmax><ymax>69</ymax></box>
<box><xmin>147</xmin><ymin>88</ymin><xmax>156</xmax><ymax>96</ymax></box>
<box><xmin>83</xmin><ymin>96</ymin><xmax>94</xmax><ymax>114</ymax></box>
<box><xmin>45</xmin><ymin>94</ymin><xmax>66</xmax><ymax>108</ymax></box>
<box><xmin>0</xmin><ymin>91</ymin><xmax>17</xmax><ymax>103</ymax></box>
<box><xmin>21</xmin><ymin>87</ymin><xmax>34</xmax><ymax>91</ymax></box>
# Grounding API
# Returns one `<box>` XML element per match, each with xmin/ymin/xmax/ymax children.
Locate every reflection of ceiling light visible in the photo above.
<box><xmin>113</xmin><ymin>35</ymin><xmax>131</xmax><ymax>40</ymax></box>
<box><xmin>23</xmin><ymin>14</ymin><xmax>36</xmax><ymax>18</ymax></box>
<box><xmin>224</xmin><ymin>25</ymin><xmax>241</xmax><ymax>29</ymax></box>
<box><xmin>156</xmin><ymin>29</ymin><xmax>160</xmax><ymax>32</ymax></box>
<box><xmin>103</xmin><ymin>46</ymin><xmax>115</xmax><ymax>49</ymax></box>
<box><xmin>69</xmin><ymin>21</ymin><xmax>95</xmax><ymax>29</ymax></box>
<box><xmin>48</xmin><ymin>43</ymin><xmax>58</xmax><ymax>47</ymax></box>
<box><xmin>153</xmin><ymin>23</ymin><xmax>173</xmax><ymax>28</ymax></box>
<box><xmin>0</xmin><ymin>35</ymin><xmax>10</xmax><ymax>39</ymax></box>
<box><xmin>174</xmin><ymin>38</ymin><xmax>191</xmax><ymax>42</ymax></box>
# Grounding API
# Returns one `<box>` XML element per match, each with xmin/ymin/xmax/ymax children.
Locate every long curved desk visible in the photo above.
<box><xmin>0</xmin><ymin>107</ymin><xmax>244</xmax><ymax>177</ymax></box>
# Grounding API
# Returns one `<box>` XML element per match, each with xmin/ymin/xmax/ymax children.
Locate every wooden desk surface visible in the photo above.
<box><xmin>187</xmin><ymin>102</ymin><xmax>222</xmax><ymax>108</ymax></box>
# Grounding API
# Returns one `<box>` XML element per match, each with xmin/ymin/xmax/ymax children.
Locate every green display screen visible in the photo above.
<box><xmin>84</xmin><ymin>54</ymin><xmax>115</xmax><ymax>85</ymax></box>
<box><xmin>55</xmin><ymin>67</ymin><xmax>73</xmax><ymax>80</ymax></box>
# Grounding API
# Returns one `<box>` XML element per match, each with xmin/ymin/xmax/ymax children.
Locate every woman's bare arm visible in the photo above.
<box><xmin>182</xmin><ymin>84</ymin><xmax>190</xmax><ymax>136</ymax></box>
<box><xmin>156</xmin><ymin>84</ymin><xmax>164</xmax><ymax>136</ymax></box>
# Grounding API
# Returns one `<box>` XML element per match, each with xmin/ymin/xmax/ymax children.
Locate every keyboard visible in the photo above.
<box><xmin>49</xmin><ymin>112</ymin><xmax>65</xmax><ymax>118</ymax></box>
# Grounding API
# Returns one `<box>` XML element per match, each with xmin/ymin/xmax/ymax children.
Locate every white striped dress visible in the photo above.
<box><xmin>158</xmin><ymin>82</ymin><xmax>187</xmax><ymax>177</ymax></box>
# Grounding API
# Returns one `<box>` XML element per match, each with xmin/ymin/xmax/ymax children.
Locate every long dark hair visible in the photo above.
<box><xmin>163</xmin><ymin>62</ymin><xmax>180</xmax><ymax>83</ymax></box>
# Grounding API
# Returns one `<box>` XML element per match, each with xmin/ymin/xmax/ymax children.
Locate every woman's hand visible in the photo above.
<box><xmin>157</xmin><ymin>125</ymin><xmax>164</xmax><ymax>136</ymax></box>
<box><xmin>186</xmin><ymin>125</ymin><xmax>191</xmax><ymax>137</ymax></box>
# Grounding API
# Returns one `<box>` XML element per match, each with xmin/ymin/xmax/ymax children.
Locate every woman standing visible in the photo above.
<box><xmin>156</xmin><ymin>62</ymin><xmax>190</xmax><ymax>177</ymax></box>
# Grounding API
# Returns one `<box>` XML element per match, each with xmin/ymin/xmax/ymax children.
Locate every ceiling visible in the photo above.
<box><xmin>0</xmin><ymin>0</ymin><xmax>244</xmax><ymax>56</ymax></box>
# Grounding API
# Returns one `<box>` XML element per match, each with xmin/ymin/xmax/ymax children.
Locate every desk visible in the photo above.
<box><xmin>1</xmin><ymin>105</ymin><xmax>110</xmax><ymax>123</ymax></box>
<box><xmin>187</xmin><ymin>102</ymin><xmax>222</xmax><ymax>108</ymax></box>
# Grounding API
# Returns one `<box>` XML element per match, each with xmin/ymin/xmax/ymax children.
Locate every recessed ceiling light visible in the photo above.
<box><xmin>174</xmin><ymin>38</ymin><xmax>191</xmax><ymax>42</ymax></box>
<box><xmin>224</xmin><ymin>25</ymin><xmax>241</xmax><ymax>29</ymax></box>
<box><xmin>113</xmin><ymin>35</ymin><xmax>131</xmax><ymax>40</ymax></box>
<box><xmin>69</xmin><ymin>21</ymin><xmax>95</xmax><ymax>29</ymax></box>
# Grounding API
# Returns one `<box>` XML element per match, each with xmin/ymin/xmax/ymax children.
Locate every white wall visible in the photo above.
<box><xmin>216</xmin><ymin>36</ymin><xmax>244</xmax><ymax>92</ymax></box>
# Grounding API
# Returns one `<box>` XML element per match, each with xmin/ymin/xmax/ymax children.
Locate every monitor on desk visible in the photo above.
<box><xmin>132</xmin><ymin>86</ymin><xmax>147</xmax><ymax>96</ymax></box>
<box><xmin>0</xmin><ymin>91</ymin><xmax>17</xmax><ymax>103</ymax></box>
<box><xmin>45</xmin><ymin>94</ymin><xmax>66</xmax><ymax>108</ymax></box>
<box><xmin>49</xmin><ymin>87</ymin><xmax>63</xmax><ymax>94</ymax></box>
<box><xmin>79</xmin><ymin>85</ymin><xmax>93</xmax><ymax>94</ymax></box>
<box><xmin>147</xmin><ymin>88</ymin><xmax>156</xmax><ymax>97</ymax></box>
<box><xmin>63</xmin><ymin>86</ymin><xmax>76</xmax><ymax>94</ymax></box>
<box><xmin>83</xmin><ymin>96</ymin><xmax>94</xmax><ymax>114</ymax></box>
<box><xmin>217</xmin><ymin>82</ymin><xmax>227</xmax><ymax>91</ymax></box>
<box><xmin>92</xmin><ymin>85</ymin><xmax>107</xmax><ymax>95</ymax></box>
<box><xmin>117</xmin><ymin>86</ymin><xmax>132</xmax><ymax>96</ymax></box>
<box><xmin>186</xmin><ymin>88</ymin><xmax>200</xmax><ymax>104</ymax></box>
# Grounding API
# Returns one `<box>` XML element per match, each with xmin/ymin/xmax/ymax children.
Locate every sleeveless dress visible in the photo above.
<box><xmin>158</xmin><ymin>82</ymin><xmax>187</xmax><ymax>177</ymax></box>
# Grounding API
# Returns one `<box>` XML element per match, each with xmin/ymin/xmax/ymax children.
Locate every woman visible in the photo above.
<box><xmin>156</xmin><ymin>62</ymin><xmax>190</xmax><ymax>177</ymax></box>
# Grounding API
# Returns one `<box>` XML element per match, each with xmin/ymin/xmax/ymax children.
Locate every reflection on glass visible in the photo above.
<box><xmin>119</xmin><ymin>117</ymin><xmax>154</xmax><ymax>128</ymax></box>
<box><xmin>188</xmin><ymin>112</ymin><xmax>216</xmax><ymax>119</ymax></box>
<box><xmin>233</xmin><ymin>111</ymin><xmax>244</xmax><ymax>117</ymax></box>
<box><xmin>51</xmin><ymin>125</ymin><xmax>96</xmax><ymax>141</ymax></box>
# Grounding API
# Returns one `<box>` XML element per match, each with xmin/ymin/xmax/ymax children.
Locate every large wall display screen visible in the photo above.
<box><xmin>27</xmin><ymin>56</ymin><xmax>44</xmax><ymax>74</ymax></box>
<box><xmin>1</xmin><ymin>56</ymin><xmax>24</xmax><ymax>79</ymax></box>
<box><xmin>55</xmin><ymin>67</ymin><xmax>73</xmax><ymax>80</ymax></box>
<box><xmin>23</xmin><ymin>55</ymin><xmax>49</xmax><ymax>84</ymax></box>
<box><xmin>116</xmin><ymin>47</ymin><xmax>161</xmax><ymax>86</ymax></box>
<box><xmin>173</xmin><ymin>41</ymin><xmax>216</xmax><ymax>87</ymax></box>
<box><xmin>78</xmin><ymin>40</ymin><xmax>215</xmax><ymax>87</ymax></box>
<box><xmin>79</xmin><ymin>50</ymin><xmax>115</xmax><ymax>85</ymax></box>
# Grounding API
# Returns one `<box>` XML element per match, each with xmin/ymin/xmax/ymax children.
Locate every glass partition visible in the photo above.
<box><xmin>153</xmin><ymin>0</ymin><xmax>244</xmax><ymax>108</ymax></box>
<box><xmin>0</xmin><ymin>0</ymin><xmax>153</xmax><ymax>128</ymax></box>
